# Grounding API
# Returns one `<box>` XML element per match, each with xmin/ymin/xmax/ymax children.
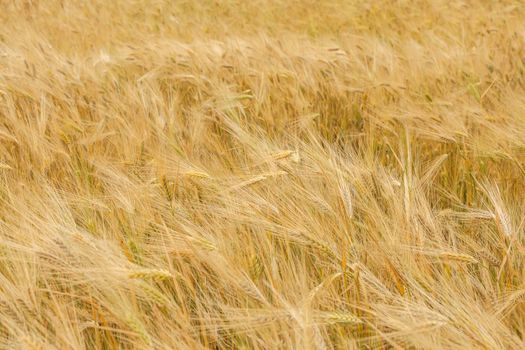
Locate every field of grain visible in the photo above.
<box><xmin>1</xmin><ymin>1</ymin><xmax>525</xmax><ymax>349</ymax></box>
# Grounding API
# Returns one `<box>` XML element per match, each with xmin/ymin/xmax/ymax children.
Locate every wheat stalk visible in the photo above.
<box><xmin>437</xmin><ymin>252</ymin><xmax>479</xmax><ymax>264</ymax></box>
<box><xmin>248</xmin><ymin>254</ymin><xmax>264</xmax><ymax>280</ymax></box>
<box><xmin>125</xmin><ymin>315</ymin><xmax>152</xmax><ymax>346</ymax></box>
<box><xmin>139</xmin><ymin>282</ymin><xmax>170</xmax><ymax>306</ymax></box>
<box><xmin>315</xmin><ymin>311</ymin><xmax>362</xmax><ymax>325</ymax></box>
<box><xmin>128</xmin><ymin>268</ymin><xmax>173</xmax><ymax>281</ymax></box>
<box><xmin>183</xmin><ymin>170</ymin><xmax>211</xmax><ymax>179</ymax></box>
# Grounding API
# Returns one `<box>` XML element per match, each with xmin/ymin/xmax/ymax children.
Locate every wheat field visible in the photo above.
<box><xmin>1</xmin><ymin>1</ymin><xmax>525</xmax><ymax>349</ymax></box>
